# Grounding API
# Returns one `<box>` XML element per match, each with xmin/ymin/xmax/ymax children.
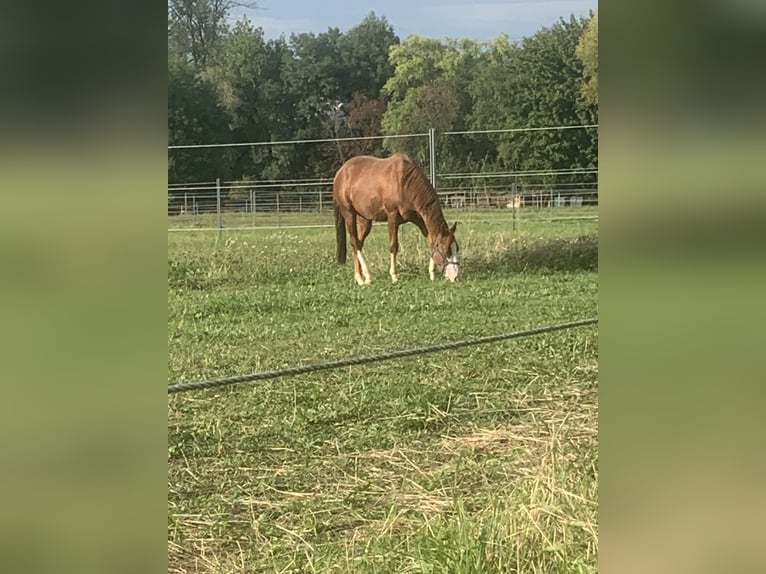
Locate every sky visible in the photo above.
<box><xmin>232</xmin><ymin>0</ymin><xmax>598</xmax><ymax>43</ymax></box>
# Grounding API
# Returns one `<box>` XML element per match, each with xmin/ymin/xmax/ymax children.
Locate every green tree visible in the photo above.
<box><xmin>203</xmin><ymin>20</ymin><xmax>266</xmax><ymax>132</ymax></box>
<box><xmin>167</xmin><ymin>58</ymin><xmax>234</xmax><ymax>210</ymax></box>
<box><xmin>338</xmin><ymin>13</ymin><xmax>399</xmax><ymax>99</ymax></box>
<box><xmin>466</xmin><ymin>18</ymin><xmax>597</xmax><ymax>190</ymax></box>
<box><xmin>340</xmin><ymin>92</ymin><xmax>387</xmax><ymax>158</ymax></box>
<box><xmin>576</xmin><ymin>12</ymin><xmax>598</xmax><ymax>106</ymax></box>
<box><xmin>282</xmin><ymin>19</ymin><xmax>397</xmax><ymax>177</ymax></box>
<box><xmin>166</xmin><ymin>9</ymin><xmax>599</xmax><ymax>201</ymax></box>
<box><xmin>168</xmin><ymin>0</ymin><xmax>259</xmax><ymax>67</ymax></box>
<box><xmin>202</xmin><ymin>20</ymin><xmax>271</xmax><ymax>180</ymax></box>
<box><xmin>287</xmin><ymin>28</ymin><xmax>346</xmax><ymax>127</ymax></box>
<box><xmin>201</xmin><ymin>21</ymin><xmax>307</xmax><ymax>207</ymax></box>
<box><xmin>382</xmin><ymin>36</ymin><xmax>482</xmax><ymax>166</ymax></box>
<box><xmin>276</xmin><ymin>29</ymin><xmax>343</xmax><ymax>179</ymax></box>
<box><xmin>459</xmin><ymin>35</ymin><xmax>517</xmax><ymax>176</ymax></box>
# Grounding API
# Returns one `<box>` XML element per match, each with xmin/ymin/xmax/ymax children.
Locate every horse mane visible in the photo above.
<box><xmin>399</xmin><ymin>154</ymin><xmax>449</xmax><ymax>234</ymax></box>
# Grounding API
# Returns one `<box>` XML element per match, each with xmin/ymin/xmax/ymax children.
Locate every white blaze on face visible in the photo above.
<box><xmin>444</xmin><ymin>242</ymin><xmax>460</xmax><ymax>282</ymax></box>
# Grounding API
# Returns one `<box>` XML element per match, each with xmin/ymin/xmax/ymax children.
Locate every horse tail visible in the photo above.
<box><xmin>334</xmin><ymin>203</ymin><xmax>347</xmax><ymax>264</ymax></box>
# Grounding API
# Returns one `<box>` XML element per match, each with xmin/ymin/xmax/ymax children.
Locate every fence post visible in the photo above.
<box><xmin>319</xmin><ymin>187</ymin><xmax>323</xmax><ymax>213</ymax></box>
<box><xmin>512</xmin><ymin>181</ymin><xmax>517</xmax><ymax>231</ymax></box>
<box><xmin>428</xmin><ymin>128</ymin><xmax>437</xmax><ymax>192</ymax></box>
<box><xmin>216</xmin><ymin>177</ymin><xmax>222</xmax><ymax>239</ymax></box>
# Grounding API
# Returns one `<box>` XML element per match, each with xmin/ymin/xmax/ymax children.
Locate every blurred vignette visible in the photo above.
<box><xmin>601</xmin><ymin>1</ymin><xmax>766</xmax><ymax>573</ymax></box>
<box><xmin>0</xmin><ymin>1</ymin><xmax>166</xmax><ymax>573</ymax></box>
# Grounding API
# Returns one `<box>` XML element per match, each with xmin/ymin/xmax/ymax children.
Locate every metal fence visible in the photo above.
<box><xmin>168</xmin><ymin>126</ymin><xmax>598</xmax><ymax>231</ymax></box>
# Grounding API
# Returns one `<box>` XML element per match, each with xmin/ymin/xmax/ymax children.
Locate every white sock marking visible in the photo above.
<box><xmin>390</xmin><ymin>253</ymin><xmax>398</xmax><ymax>282</ymax></box>
<box><xmin>357</xmin><ymin>250</ymin><xmax>371</xmax><ymax>284</ymax></box>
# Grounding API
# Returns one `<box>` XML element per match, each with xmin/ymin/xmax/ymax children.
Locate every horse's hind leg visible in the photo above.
<box><xmin>386</xmin><ymin>215</ymin><xmax>400</xmax><ymax>283</ymax></box>
<box><xmin>345</xmin><ymin>213</ymin><xmax>371</xmax><ymax>285</ymax></box>
<box><xmin>356</xmin><ymin>218</ymin><xmax>373</xmax><ymax>285</ymax></box>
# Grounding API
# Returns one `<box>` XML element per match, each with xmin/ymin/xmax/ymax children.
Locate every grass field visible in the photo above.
<box><xmin>168</xmin><ymin>211</ymin><xmax>598</xmax><ymax>573</ymax></box>
<box><xmin>168</xmin><ymin>206</ymin><xmax>598</xmax><ymax>230</ymax></box>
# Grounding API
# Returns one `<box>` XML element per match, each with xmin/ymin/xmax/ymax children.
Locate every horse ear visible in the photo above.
<box><xmin>450</xmin><ymin>222</ymin><xmax>457</xmax><ymax>234</ymax></box>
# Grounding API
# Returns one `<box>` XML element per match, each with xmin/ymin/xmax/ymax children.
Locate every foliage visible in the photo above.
<box><xmin>168</xmin><ymin>0</ymin><xmax>259</xmax><ymax>68</ymax></box>
<box><xmin>167</xmin><ymin>5</ymin><xmax>598</xmax><ymax>208</ymax></box>
<box><xmin>338</xmin><ymin>12</ymin><xmax>399</xmax><ymax>99</ymax></box>
<box><xmin>466</xmin><ymin>16</ymin><xmax>598</xmax><ymax>188</ymax></box>
<box><xmin>343</xmin><ymin>92</ymin><xmax>388</xmax><ymax>157</ymax></box>
<box><xmin>201</xmin><ymin>20</ymin><xmax>298</xmax><ymax>182</ymax></box>
<box><xmin>576</xmin><ymin>12</ymin><xmax>598</xmax><ymax>106</ymax></box>
<box><xmin>167</xmin><ymin>57</ymin><xmax>234</xmax><ymax>194</ymax></box>
<box><xmin>381</xmin><ymin>36</ymin><xmax>481</xmax><ymax>164</ymax></box>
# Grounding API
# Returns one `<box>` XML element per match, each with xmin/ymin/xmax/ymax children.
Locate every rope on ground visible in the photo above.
<box><xmin>167</xmin><ymin>317</ymin><xmax>597</xmax><ymax>395</ymax></box>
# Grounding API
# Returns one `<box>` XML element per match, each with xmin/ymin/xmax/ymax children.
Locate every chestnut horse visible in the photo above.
<box><xmin>333</xmin><ymin>153</ymin><xmax>460</xmax><ymax>285</ymax></box>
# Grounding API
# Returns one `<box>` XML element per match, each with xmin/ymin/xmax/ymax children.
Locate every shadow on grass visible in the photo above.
<box><xmin>466</xmin><ymin>234</ymin><xmax>598</xmax><ymax>275</ymax></box>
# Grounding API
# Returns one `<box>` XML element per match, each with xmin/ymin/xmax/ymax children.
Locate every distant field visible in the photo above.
<box><xmin>168</xmin><ymin>215</ymin><xmax>598</xmax><ymax>573</ymax></box>
<box><xmin>168</xmin><ymin>206</ymin><xmax>598</xmax><ymax>230</ymax></box>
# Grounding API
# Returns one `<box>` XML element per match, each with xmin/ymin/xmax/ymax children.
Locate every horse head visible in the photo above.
<box><xmin>431</xmin><ymin>222</ymin><xmax>461</xmax><ymax>282</ymax></box>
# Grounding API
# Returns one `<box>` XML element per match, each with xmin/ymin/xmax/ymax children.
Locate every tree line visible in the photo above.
<box><xmin>168</xmin><ymin>2</ymin><xmax>598</xmax><ymax>210</ymax></box>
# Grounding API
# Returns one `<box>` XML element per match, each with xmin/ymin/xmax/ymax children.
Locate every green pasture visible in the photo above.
<box><xmin>168</xmin><ymin>214</ymin><xmax>598</xmax><ymax>573</ymax></box>
<box><xmin>168</xmin><ymin>206</ymin><xmax>598</xmax><ymax>231</ymax></box>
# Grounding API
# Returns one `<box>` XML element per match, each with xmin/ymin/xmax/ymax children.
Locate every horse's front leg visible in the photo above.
<box><xmin>386</xmin><ymin>216</ymin><xmax>400</xmax><ymax>283</ymax></box>
<box><xmin>412</xmin><ymin>218</ymin><xmax>434</xmax><ymax>280</ymax></box>
<box><xmin>356</xmin><ymin>250</ymin><xmax>372</xmax><ymax>285</ymax></box>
